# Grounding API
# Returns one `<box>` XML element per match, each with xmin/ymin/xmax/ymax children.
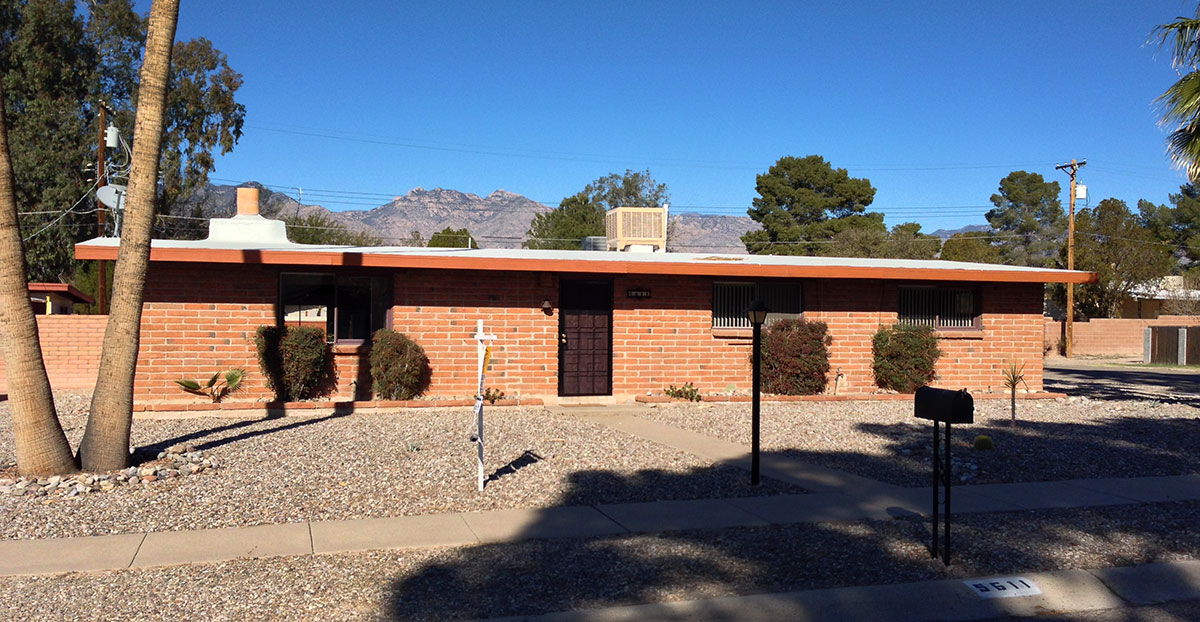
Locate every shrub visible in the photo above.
<box><xmin>255</xmin><ymin>326</ymin><xmax>334</xmax><ymax>401</ymax></box>
<box><xmin>371</xmin><ymin>329</ymin><xmax>431</xmax><ymax>400</ymax></box>
<box><xmin>665</xmin><ymin>382</ymin><xmax>701</xmax><ymax>401</ymax></box>
<box><xmin>973</xmin><ymin>435</ymin><xmax>995</xmax><ymax>450</ymax></box>
<box><xmin>761</xmin><ymin>319</ymin><xmax>831</xmax><ymax>395</ymax></box>
<box><xmin>871</xmin><ymin>323</ymin><xmax>941</xmax><ymax>393</ymax></box>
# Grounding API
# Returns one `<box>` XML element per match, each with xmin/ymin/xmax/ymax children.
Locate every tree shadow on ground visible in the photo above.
<box><xmin>141</xmin><ymin>406</ymin><xmax>355</xmax><ymax>455</ymax></box>
<box><xmin>774</xmin><ymin>414</ymin><xmax>1200</xmax><ymax>488</ymax></box>
<box><xmin>383</xmin><ymin>454</ymin><xmax>1200</xmax><ymax>621</ymax></box>
<box><xmin>1045</xmin><ymin>364</ymin><xmax>1200</xmax><ymax>405</ymax></box>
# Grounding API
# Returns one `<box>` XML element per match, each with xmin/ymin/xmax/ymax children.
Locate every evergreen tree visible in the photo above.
<box><xmin>940</xmin><ymin>232</ymin><xmax>1001</xmax><ymax>264</ymax></box>
<box><xmin>985</xmin><ymin>171</ymin><xmax>1064</xmax><ymax>267</ymax></box>
<box><xmin>741</xmin><ymin>155</ymin><xmax>879</xmax><ymax>255</ymax></box>
<box><xmin>1139</xmin><ymin>184</ymin><xmax>1200</xmax><ymax>264</ymax></box>
<box><xmin>1054</xmin><ymin>198</ymin><xmax>1174</xmax><ymax>318</ymax></box>
<box><xmin>282</xmin><ymin>213</ymin><xmax>381</xmax><ymax>246</ymax></box>
<box><xmin>428</xmin><ymin>226</ymin><xmax>476</xmax><ymax>248</ymax></box>
<box><xmin>1</xmin><ymin>0</ymin><xmax>245</xmax><ymax>281</ymax></box>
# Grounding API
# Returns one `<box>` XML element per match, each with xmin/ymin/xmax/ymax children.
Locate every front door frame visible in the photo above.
<box><xmin>557</xmin><ymin>279</ymin><xmax>613</xmax><ymax>397</ymax></box>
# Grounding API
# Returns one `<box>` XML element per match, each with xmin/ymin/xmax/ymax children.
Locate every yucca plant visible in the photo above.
<box><xmin>1001</xmin><ymin>361</ymin><xmax>1029</xmax><ymax>428</ymax></box>
<box><xmin>175</xmin><ymin>369</ymin><xmax>246</xmax><ymax>403</ymax></box>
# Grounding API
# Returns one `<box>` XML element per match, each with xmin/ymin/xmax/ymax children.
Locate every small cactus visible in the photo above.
<box><xmin>973</xmin><ymin>435</ymin><xmax>995</xmax><ymax>451</ymax></box>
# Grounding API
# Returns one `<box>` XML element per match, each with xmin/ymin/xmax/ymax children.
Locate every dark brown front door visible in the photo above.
<box><xmin>559</xmin><ymin>280</ymin><xmax>612</xmax><ymax>397</ymax></box>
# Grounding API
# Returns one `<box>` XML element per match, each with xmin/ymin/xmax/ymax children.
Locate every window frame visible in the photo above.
<box><xmin>897</xmin><ymin>284</ymin><xmax>983</xmax><ymax>331</ymax></box>
<box><xmin>278</xmin><ymin>271</ymin><xmax>393</xmax><ymax>344</ymax></box>
<box><xmin>712</xmin><ymin>281</ymin><xmax>803</xmax><ymax>329</ymax></box>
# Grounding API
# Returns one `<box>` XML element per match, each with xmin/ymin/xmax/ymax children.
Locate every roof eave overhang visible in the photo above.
<box><xmin>74</xmin><ymin>245</ymin><xmax>1098</xmax><ymax>284</ymax></box>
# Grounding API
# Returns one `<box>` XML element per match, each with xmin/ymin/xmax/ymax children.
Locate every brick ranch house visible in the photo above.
<box><xmin>73</xmin><ymin>191</ymin><xmax>1094</xmax><ymax>407</ymax></box>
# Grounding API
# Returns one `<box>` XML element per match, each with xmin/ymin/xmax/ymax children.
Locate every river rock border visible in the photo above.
<box><xmin>1</xmin><ymin>444</ymin><xmax>217</xmax><ymax>498</ymax></box>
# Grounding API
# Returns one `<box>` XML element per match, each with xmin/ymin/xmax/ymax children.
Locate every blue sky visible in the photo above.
<box><xmin>159</xmin><ymin>0</ymin><xmax>1196</xmax><ymax>232</ymax></box>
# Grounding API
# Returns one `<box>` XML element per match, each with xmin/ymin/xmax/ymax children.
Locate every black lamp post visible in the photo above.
<box><xmin>747</xmin><ymin>299</ymin><xmax>769</xmax><ymax>486</ymax></box>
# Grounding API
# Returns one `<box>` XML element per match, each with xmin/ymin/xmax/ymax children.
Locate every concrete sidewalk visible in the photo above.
<box><xmin>3</xmin><ymin>406</ymin><xmax>1200</xmax><ymax>577</ymax></box>
<box><xmin>2</xmin><ymin>472</ymin><xmax>1198</xmax><ymax>577</ymax></box>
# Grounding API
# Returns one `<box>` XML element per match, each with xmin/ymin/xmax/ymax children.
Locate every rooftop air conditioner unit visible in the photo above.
<box><xmin>605</xmin><ymin>204</ymin><xmax>668</xmax><ymax>252</ymax></box>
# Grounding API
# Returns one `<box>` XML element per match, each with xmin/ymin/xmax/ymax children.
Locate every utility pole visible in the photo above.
<box><xmin>96</xmin><ymin>102</ymin><xmax>110</xmax><ymax>314</ymax></box>
<box><xmin>1056</xmin><ymin>158</ymin><xmax>1086</xmax><ymax>358</ymax></box>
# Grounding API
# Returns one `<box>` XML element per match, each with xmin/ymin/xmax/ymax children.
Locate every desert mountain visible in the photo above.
<box><xmin>173</xmin><ymin>182</ymin><xmax>759</xmax><ymax>252</ymax></box>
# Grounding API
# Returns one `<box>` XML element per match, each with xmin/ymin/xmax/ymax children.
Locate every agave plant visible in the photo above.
<box><xmin>1001</xmin><ymin>361</ymin><xmax>1029</xmax><ymax>428</ymax></box>
<box><xmin>175</xmin><ymin>369</ymin><xmax>246</xmax><ymax>403</ymax></box>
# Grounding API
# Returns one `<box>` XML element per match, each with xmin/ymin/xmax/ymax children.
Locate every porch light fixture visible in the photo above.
<box><xmin>747</xmin><ymin>299</ymin><xmax>768</xmax><ymax>486</ymax></box>
<box><xmin>541</xmin><ymin>299</ymin><xmax>553</xmax><ymax>315</ymax></box>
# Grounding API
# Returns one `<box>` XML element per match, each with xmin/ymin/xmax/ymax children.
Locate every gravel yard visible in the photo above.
<box><xmin>0</xmin><ymin>393</ymin><xmax>801</xmax><ymax>540</ymax></box>
<box><xmin>641</xmin><ymin>398</ymin><xmax>1200</xmax><ymax>487</ymax></box>
<box><xmin>1</xmin><ymin>500</ymin><xmax>1197</xmax><ymax>621</ymax></box>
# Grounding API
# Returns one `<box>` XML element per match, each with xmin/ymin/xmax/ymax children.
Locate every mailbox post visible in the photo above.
<box><xmin>914</xmin><ymin>386</ymin><xmax>974</xmax><ymax>567</ymax></box>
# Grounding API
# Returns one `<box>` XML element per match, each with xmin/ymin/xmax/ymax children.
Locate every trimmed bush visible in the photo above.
<box><xmin>761</xmin><ymin>319</ymin><xmax>831</xmax><ymax>395</ymax></box>
<box><xmin>370</xmin><ymin>329</ymin><xmax>431</xmax><ymax>400</ymax></box>
<box><xmin>255</xmin><ymin>326</ymin><xmax>334</xmax><ymax>401</ymax></box>
<box><xmin>872</xmin><ymin>323</ymin><xmax>941</xmax><ymax>393</ymax></box>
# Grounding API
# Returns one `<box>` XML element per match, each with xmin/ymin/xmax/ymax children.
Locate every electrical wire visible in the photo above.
<box><xmin>21</xmin><ymin>179</ymin><xmax>102</xmax><ymax>242</ymax></box>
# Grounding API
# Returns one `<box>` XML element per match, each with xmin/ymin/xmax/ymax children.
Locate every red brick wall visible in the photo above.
<box><xmin>0</xmin><ymin>315</ymin><xmax>107</xmax><ymax>392</ymax></box>
<box><xmin>1044</xmin><ymin>315</ymin><xmax>1200</xmax><ymax>357</ymax></box>
<box><xmin>803</xmin><ymin>281</ymin><xmax>1044</xmax><ymax>395</ymax></box>
<box><xmin>135</xmin><ymin>263</ymin><xmax>278</xmax><ymax>402</ymax></box>
<box><xmin>90</xmin><ymin>264</ymin><xmax>1049</xmax><ymax>405</ymax></box>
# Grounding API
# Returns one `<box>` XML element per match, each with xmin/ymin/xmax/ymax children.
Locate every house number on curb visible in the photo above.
<box><xmin>963</xmin><ymin>577</ymin><xmax>1042</xmax><ymax>599</ymax></box>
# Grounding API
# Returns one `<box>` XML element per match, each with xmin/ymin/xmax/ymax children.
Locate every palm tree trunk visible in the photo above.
<box><xmin>0</xmin><ymin>85</ymin><xmax>77</xmax><ymax>476</ymax></box>
<box><xmin>77</xmin><ymin>0</ymin><xmax>179</xmax><ymax>471</ymax></box>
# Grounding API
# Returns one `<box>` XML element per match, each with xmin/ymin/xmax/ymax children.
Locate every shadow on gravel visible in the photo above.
<box><xmin>1045</xmin><ymin>364</ymin><xmax>1200</xmax><ymax>405</ymax></box>
<box><xmin>383</xmin><ymin>457</ymin><xmax>1200</xmax><ymax>621</ymax></box>
<box><xmin>144</xmin><ymin>408</ymin><xmax>354</xmax><ymax>454</ymax></box>
<box><xmin>774</xmin><ymin>413</ymin><xmax>1200</xmax><ymax>488</ymax></box>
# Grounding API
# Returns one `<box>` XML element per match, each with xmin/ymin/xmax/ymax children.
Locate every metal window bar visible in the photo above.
<box><xmin>759</xmin><ymin>283</ymin><xmax>802</xmax><ymax>326</ymax></box>
<box><xmin>940</xmin><ymin>289</ymin><xmax>975</xmax><ymax>328</ymax></box>
<box><xmin>901</xmin><ymin>287</ymin><xmax>976</xmax><ymax>328</ymax></box>
<box><xmin>899</xmin><ymin>287</ymin><xmax>936</xmax><ymax>327</ymax></box>
<box><xmin>713</xmin><ymin>283</ymin><xmax>802</xmax><ymax>328</ymax></box>
<box><xmin>713</xmin><ymin>283</ymin><xmax>754</xmax><ymax>328</ymax></box>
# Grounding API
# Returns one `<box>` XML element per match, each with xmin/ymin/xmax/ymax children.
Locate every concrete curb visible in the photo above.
<box><xmin>485</xmin><ymin>562</ymin><xmax>1200</xmax><ymax>622</ymax></box>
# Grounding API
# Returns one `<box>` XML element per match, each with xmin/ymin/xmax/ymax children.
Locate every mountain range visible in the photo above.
<box><xmin>175</xmin><ymin>183</ymin><xmax>991</xmax><ymax>252</ymax></box>
<box><xmin>174</xmin><ymin>183</ymin><xmax>763</xmax><ymax>252</ymax></box>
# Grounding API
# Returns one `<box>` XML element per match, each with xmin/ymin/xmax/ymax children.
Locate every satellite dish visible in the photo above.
<box><xmin>96</xmin><ymin>184</ymin><xmax>127</xmax><ymax>210</ymax></box>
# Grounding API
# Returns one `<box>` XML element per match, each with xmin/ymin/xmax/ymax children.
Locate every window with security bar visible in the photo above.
<box><xmin>712</xmin><ymin>282</ymin><xmax>802</xmax><ymax>329</ymax></box>
<box><xmin>898</xmin><ymin>286</ymin><xmax>980</xmax><ymax>329</ymax></box>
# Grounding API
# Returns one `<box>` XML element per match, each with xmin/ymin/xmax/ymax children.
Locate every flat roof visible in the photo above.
<box><xmin>75</xmin><ymin>237</ymin><xmax>1096</xmax><ymax>284</ymax></box>
<box><xmin>27</xmin><ymin>282</ymin><xmax>94</xmax><ymax>304</ymax></box>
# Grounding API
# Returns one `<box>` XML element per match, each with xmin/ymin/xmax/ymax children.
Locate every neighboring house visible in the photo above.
<box><xmin>1119</xmin><ymin>276</ymin><xmax>1200</xmax><ymax>319</ymax></box>
<box><xmin>74</xmin><ymin>189</ymin><xmax>1094</xmax><ymax>405</ymax></box>
<box><xmin>28</xmin><ymin>283</ymin><xmax>93</xmax><ymax>315</ymax></box>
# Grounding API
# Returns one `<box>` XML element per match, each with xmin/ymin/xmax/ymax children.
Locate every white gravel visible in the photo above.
<box><xmin>0</xmin><ymin>392</ymin><xmax>801</xmax><ymax>540</ymax></box>
<box><xmin>641</xmin><ymin>397</ymin><xmax>1200</xmax><ymax>487</ymax></box>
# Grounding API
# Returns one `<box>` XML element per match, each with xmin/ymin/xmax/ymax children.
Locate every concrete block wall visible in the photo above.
<box><xmin>1044</xmin><ymin>315</ymin><xmax>1200</xmax><ymax>358</ymax></box>
<box><xmin>0</xmin><ymin>314</ymin><xmax>107</xmax><ymax>392</ymax></box>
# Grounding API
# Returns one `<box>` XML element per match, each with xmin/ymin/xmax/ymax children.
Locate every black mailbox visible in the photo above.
<box><xmin>914</xmin><ymin>386</ymin><xmax>974</xmax><ymax>424</ymax></box>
